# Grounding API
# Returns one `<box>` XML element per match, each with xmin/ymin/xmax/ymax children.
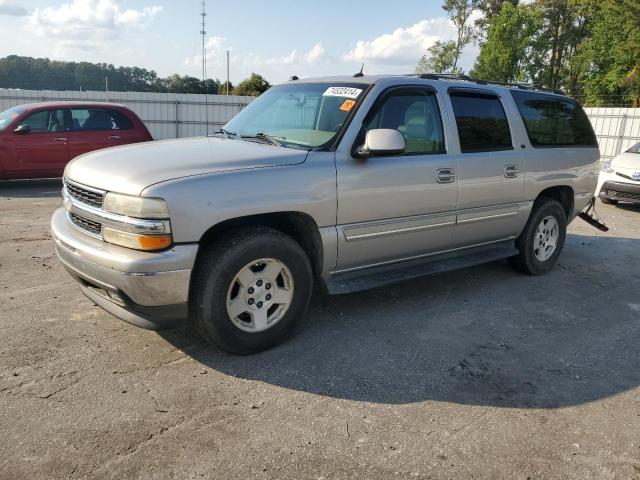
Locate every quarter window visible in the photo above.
<box><xmin>364</xmin><ymin>88</ymin><xmax>445</xmax><ymax>155</ymax></box>
<box><xmin>70</xmin><ymin>108</ymin><xmax>134</xmax><ymax>131</ymax></box>
<box><xmin>511</xmin><ymin>91</ymin><xmax>597</xmax><ymax>147</ymax></box>
<box><xmin>450</xmin><ymin>93</ymin><xmax>512</xmax><ymax>153</ymax></box>
<box><xmin>19</xmin><ymin>109</ymin><xmax>64</xmax><ymax>133</ymax></box>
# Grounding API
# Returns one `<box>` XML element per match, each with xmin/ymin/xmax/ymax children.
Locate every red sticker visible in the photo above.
<box><xmin>340</xmin><ymin>99</ymin><xmax>356</xmax><ymax>112</ymax></box>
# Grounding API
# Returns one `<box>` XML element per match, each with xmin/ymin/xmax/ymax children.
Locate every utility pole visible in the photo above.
<box><xmin>200</xmin><ymin>0</ymin><xmax>209</xmax><ymax>135</ymax></box>
<box><xmin>226</xmin><ymin>50</ymin><xmax>230</xmax><ymax>95</ymax></box>
<box><xmin>105</xmin><ymin>76</ymin><xmax>109</xmax><ymax>100</ymax></box>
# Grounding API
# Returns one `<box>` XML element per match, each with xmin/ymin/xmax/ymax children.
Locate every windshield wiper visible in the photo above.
<box><xmin>240</xmin><ymin>132</ymin><xmax>283</xmax><ymax>148</ymax></box>
<box><xmin>216</xmin><ymin>128</ymin><xmax>239</xmax><ymax>139</ymax></box>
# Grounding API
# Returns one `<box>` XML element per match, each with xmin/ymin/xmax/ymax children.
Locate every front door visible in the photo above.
<box><xmin>447</xmin><ymin>89</ymin><xmax>526</xmax><ymax>247</ymax></box>
<box><xmin>9</xmin><ymin>108</ymin><xmax>69</xmax><ymax>178</ymax></box>
<box><xmin>335</xmin><ymin>86</ymin><xmax>458</xmax><ymax>270</ymax></box>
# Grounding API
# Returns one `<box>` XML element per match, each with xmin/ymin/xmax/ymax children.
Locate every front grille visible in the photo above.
<box><xmin>69</xmin><ymin>212</ymin><xmax>102</xmax><ymax>236</ymax></box>
<box><xmin>65</xmin><ymin>180</ymin><xmax>104</xmax><ymax>208</ymax></box>
<box><xmin>607</xmin><ymin>189</ymin><xmax>640</xmax><ymax>201</ymax></box>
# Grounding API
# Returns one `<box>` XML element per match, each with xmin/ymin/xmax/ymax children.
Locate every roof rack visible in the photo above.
<box><xmin>406</xmin><ymin>73</ymin><xmax>565</xmax><ymax>96</ymax></box>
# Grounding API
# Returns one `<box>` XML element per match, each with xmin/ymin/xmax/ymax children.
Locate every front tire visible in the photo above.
<box><xmin>190</xmin><ymin>227</ymin><xmax>313</xmax><ymax>354</ymax></box>
<box><xmin>509</xmin><ymin>198</ymin><xmax>567</xmax><ymax>275</ymax></box>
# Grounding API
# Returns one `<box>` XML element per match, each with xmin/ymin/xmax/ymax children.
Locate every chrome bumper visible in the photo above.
<box><xmin>51</xmin><ymin>207</ymin><xmax>198</xmax><ymax>329</ymax></box>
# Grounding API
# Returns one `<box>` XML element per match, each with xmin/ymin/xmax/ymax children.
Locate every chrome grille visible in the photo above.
<box><xmin>69</xmin><ymin>212</ymin><xmax>102</xmax><ymax>236</ymax></box>
<box><xmin>65</xmin><ymin>180</ymin><xmax>104</xmax><ymax>208</ymax></box>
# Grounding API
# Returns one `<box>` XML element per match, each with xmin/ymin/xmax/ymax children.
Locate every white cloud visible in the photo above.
<box><xmin>344</xmin><ymin>18</ymin><xmax>455</xmax><ymax>65</ymax></box>
<box><xmin>0</xmin><ymin>0</ymin><xmax>27</xmax><ymax>16</ymax></box>
<box><xmin>29</xmin><ymin>0</ymin><xmax>162</xmax><ymax>51</ymax></box>
<box><xmin>304</xmin><ymin>43</ymin><xmax>325</xmax><ymax>64</ymax></box>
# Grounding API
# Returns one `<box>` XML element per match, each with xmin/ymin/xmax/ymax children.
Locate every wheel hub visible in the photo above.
<box><xmin>533</xmin><ymin>215</ymin><xmax>559</xmax><ymax>262</ymax></box>
<box><xmin>226</xmin><ymin>258</ymin><xmax>294</xmax><ymax>333</ymax></box>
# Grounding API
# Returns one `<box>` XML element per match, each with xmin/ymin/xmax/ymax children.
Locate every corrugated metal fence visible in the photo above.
<box><xmin>0</xmin><ymin>88</ymin><xmax>254</xmax><ymax>140</ymax></box>
<box><xmin>1</xmin><ymin>89</ymin><xmax>639</xmax><ymax>159</ymax></box>
<box><xmin>583</xmin><ymin>107</ymin><xmax>640</xmax><ymax>160</ymax></box>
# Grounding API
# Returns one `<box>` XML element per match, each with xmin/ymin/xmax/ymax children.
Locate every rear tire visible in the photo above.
<box><xmin>509</xmin><ymin>198</ymin><xmax>567</xmax><ymax>275</ymax></box>
<box><xmin>189</xmin><ymin>227</ymin><xmax>313</xmax><ymax>355</ymax></box>
<box><xmin>600</xmin><ymin>197</ymin><xmax>618</xmax><ymax>205</ymax></box>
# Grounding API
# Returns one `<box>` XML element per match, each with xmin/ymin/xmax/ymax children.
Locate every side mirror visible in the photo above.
<box><xmin>356</xmin><ymin>129</ymin><xmax>406</xmax><ymax>157</ymax></box>
<box><xmin>13</xmin><ymin>124</ymin><xmax>30</xmax><ymax>135</ymax></box>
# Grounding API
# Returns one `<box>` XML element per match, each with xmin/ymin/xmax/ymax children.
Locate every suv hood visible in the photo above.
<box><xmin>64</xmin><ymin>136</ymin><xmax>309</xmax><ymax>196</ymax></box>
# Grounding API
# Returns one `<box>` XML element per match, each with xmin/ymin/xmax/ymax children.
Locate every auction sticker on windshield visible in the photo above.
<box><xmin>323</xmin><ymin>87</ymin><xmax>363</xmax><ymax>99</ymax></box>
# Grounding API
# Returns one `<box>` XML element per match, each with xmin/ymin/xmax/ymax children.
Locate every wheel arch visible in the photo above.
<box><xmin>535</xmin><ymin>185</ymin><xmax>574</xmax><ymax>219</ymax></box>
<box><xmin>197</xmin><ymin>211</ymin><xmax>324</xmax><ymax>278</ymax></box>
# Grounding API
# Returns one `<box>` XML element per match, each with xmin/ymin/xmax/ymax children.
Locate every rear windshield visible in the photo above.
<box><xmin>511</xmin><ymin>91</ymin><xmax>597</xmax><ymax>147</ymax></box>
<box><xmin>0</xmin><ymin>105</ymin><xmax>26</xmax><ymax>131</ymax></box>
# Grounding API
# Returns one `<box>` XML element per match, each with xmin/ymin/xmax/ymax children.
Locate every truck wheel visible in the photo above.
<box><xmin>509</xmin><ymin>198</ymin><xmax>567</xmax><ymax>276</ymax></box>
<box><xmin>190</xmin><ymin>227</ymin><xmax>313</xmax><ymax>354</ymax></box>
<box><xmin>600</xmin><ymin>197</ymin><xmax>618</xmax><ymax>205</ymax></box>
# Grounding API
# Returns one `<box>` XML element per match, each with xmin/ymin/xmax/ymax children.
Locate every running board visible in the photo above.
<box><xmin>325</xmin><ymin>241</ymin><xmax>519</xmax><ymax>295</ymax></box>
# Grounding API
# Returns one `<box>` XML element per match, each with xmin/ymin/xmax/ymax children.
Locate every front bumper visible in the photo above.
<box><xmin>599</xmin><ymin>180</ymin><xmax>640</xmax><ymax>204</ymax></box>
<box><xmin>51</xmin><ymin>207</ymin><xmax>198</xmax><ymax>329</ymax></box>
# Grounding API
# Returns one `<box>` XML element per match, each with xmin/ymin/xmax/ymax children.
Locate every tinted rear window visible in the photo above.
<box><xmin>450</xmin><ymin>93</ymin><xmax>513</xmax><ymax>153</ymax></box>
<box><xmin>70</xmin><ymin>108</ymin><xmax>134</xmax><ymax>131</ymax></box>
<box><xmin>511</xmin><ymin>91</ymin><xmax>597</xmax><ymax>147</ymax></box>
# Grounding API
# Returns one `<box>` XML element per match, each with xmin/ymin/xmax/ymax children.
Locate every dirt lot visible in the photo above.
<box><xmin>1</xmin><ymin>179</ymin><xmax>639</xmax><ymax>480</ymax></box>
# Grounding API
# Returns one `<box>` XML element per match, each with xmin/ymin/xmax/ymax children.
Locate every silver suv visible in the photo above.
<box><xmin>52</xmin><ymin>74</ymin><xmax>600</xmax><ymax>354</ymax></box>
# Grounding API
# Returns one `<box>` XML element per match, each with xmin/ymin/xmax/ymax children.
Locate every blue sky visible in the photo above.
<box><xmin>0</xmin><ymin>0</ymin><xmax>480</xmax><ymax>83</ymax></box>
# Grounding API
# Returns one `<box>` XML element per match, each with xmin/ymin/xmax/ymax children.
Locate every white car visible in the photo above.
<box><xmin>597</xmin><ymin>142</ymin><xmax>640</xmax><ymax>205</ymax></box>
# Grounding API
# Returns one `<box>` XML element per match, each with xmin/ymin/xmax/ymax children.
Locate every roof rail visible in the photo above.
<box><xmin>406</xmin><ymin>73</ymin><xmax>565</xmax><ymax>96</ymax></box>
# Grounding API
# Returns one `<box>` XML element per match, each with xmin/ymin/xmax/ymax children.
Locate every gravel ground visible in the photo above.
<box><xmin>1</xmin><ymin>179</ymin><xmax>639</xmax><ymax>480</ymax></box>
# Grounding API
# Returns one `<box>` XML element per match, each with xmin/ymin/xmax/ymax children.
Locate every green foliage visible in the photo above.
<box><xmin>233</xmin><ymin>73</ymin><xmax>271</xmax><ymax>96</ymax></box>
<box><xmin>471</xmin><ymin>3</ymin><xmax>538</xmax><ymax>82</ymax></box>
<box><xmin>442</xmin><ymin>0</ymin><xmax>479</xmax><ymax>70</ymax></box>
<box><xmin>217</xmin><ymin>81</ymin><xmax>235</xmax><ymax>96</ymax></box>
<box><xmin>0</xmin><ymin>55</ymin><xmax>223</xmax><ymax>94</ymax></box>
<box><xmin>416</xmin><ymin>41</ymin><xmax>459</xmax><ymax>73</ymax></box>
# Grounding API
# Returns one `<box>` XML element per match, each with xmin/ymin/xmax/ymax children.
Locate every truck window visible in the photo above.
<box><xmin>511</xmin><ymin>91</ymin><xmax>597</xmax><ymax>147</ymax></box>
<box><xmin>450</xmin><ymin>92</ymin><xmax>512</xmax><ymax>153</ymax></box>
<box><xmin>364</xmin><ymin>88</ymin><xmax>445</xmax><ymax>155</ymax></box>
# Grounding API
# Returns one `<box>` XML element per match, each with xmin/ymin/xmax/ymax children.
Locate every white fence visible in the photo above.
<box><xmin>0</xmin><ymin>88</ymin><xmax>254</xmax><ymax>140</ymax></box>
<box><xmin>1</xmin><ymin>89</ymin><xmax>639</xmax><ymax>160</ymax></box>
<box><xmin>583</xmin><ymin>107</ymin><xmax>640</xmax><ymax>160</ymax></box>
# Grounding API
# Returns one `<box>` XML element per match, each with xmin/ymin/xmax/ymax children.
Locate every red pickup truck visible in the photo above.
<box><xmin>0</xmin><ymin>102</ymin><xmax>152</xmax><ymax>180</ymax></box>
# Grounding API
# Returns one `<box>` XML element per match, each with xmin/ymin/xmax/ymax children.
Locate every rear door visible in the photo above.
<box><xmin>68</xmin><ymin>108</ymin><xmax>121</xmax><ymax>159</ymax></box>
<box><xmin>447</xmin><ymin>89</ymin><xmax>526</xmax><ymax>247</ymax></box>
<box><xmin>8</xmin><ymin>108</ymin><xmax>69</xmax><ymax>178</ymax></box>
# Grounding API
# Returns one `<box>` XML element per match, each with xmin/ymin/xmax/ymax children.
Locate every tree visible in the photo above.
<box><xmin>442</xmin><ymin>0</ymin><xmax>479</xmax><ymax>70</ymax></box>
<box><xmin>573</xmin><ymin>0</ymin><xmax>640</xmax><ymax>104</ymax></box>
<box><xmin>217</xmin><ymin>80</ymin><xmax>234</xmax><ymax>95</ymax></box>
<box><xmin>471</xmin><ymin>3</ymin><xmax>538</xmax><ymax>82</ymax></box>
<box><xmin>474</xmin><ymin>0</ymin><xmax>519</xmax><ymax>35</ymax></box>
<box><xmin>233</xmin><ymin>73</ymin><xmax>271</xmax><ymax>96</ymax></box>
<box><xmin>416</xmin><ymin>40</ymin><xmax>459</xmax><ymax>73</ymax></box>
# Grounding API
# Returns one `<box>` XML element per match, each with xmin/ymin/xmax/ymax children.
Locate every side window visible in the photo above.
<box><xmin>70</xmin><ymin>108</ymin><xmax>133</xmax><ymax>131</ymax></box>
<box><xmin>364</xmin><ymin>89</ymin><xmax>445</xmax><ymax>155</ymax></box>
<box><xmin>511</xmin><ymin>91</ymin><xmax>597</xmax><ymax>147</ymax></box>
<box><xmin>450</xmin><ymin>93</ymin><xmax>512</xmax><ymax>153</ymax></box>
<box><xmin>20</xmin><ymin>109</ymin><xmax>64</xmax><ymax>133</ymax></box>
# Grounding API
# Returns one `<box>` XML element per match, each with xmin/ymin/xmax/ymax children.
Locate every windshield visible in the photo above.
<box><xmin>0</xmin><ymin>105</ymin><xmax>26</xmax><ymax>131</ymax></box>
<box><xmin>222</xmin><ymin>83</ymin><xmax>368</xmax><ymax>149</ymax></box>
<box><xmin>626</xmin><ymin>142</ymin><xmax>640</xmax><ymax>153</ymax></box>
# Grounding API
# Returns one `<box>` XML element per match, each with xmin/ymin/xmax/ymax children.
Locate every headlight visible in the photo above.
<box><xmin>102</xmin><ymin>193</ymin><xmax>172</xmax><ymax>251</ymax></box>
<box><xmin>103</xmin><ymin>192</ymin><xmax>170</xmax><ymax>219</ymax></box>
<box><xmin>601</xmin><ymin>159</ymin><xmax>614</xmax><ymax>173</ymax></box>
<box><xmin>103</xmin><ymin>228</ymin><xmax>173</xmax><ymax>251</ymax></box>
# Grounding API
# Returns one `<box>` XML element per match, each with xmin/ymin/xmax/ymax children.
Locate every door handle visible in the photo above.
<box><xmin>504</xmin><ymin>165</ymin><xmax>520</xmax><ymax>178</ymax></box>
<box><xmin>436</xmin><ymin>168</ymin><xmax>456</xmax><ymax>184</ymax></box>
<box><xmin>108</xmin><ymin>135</ymin><xmax>121</xmax><ymax>140</ymax></box>
<box><xmin>55</xmin><ymin>137</ymin><xmax>67</xmax><ymax>143</ymax></box>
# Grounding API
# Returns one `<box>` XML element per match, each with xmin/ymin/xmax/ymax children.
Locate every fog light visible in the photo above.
<box><xmin>103</xmin><ymin>227</ymin><xmax>173</xmax><ymax>251</ymax></box>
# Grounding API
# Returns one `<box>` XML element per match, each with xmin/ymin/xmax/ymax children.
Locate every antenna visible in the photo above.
<box><xmin>353</xmin><ymin>62</ymin><xmax>365</xmax><ymax>78</ymax></box>
<box><xmin>200</xmin><ymin>0</ymin><xmax>209</xmax><ymax>135</ymax></box>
